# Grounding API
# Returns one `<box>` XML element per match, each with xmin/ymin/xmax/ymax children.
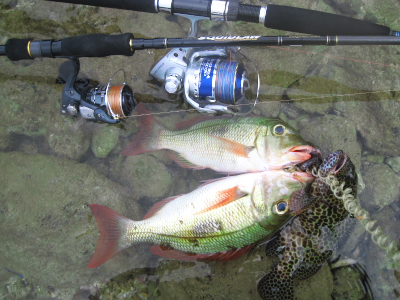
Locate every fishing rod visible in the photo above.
<box><xmin>1</xmin><ymin>33</ymin><xmax>400</xmax><ymax>123</ymax></box>
<box><xmin>44</xmin><ymin>0</ymin><xmax>400</xmax><ymax>36</ymax></box>
<box><xmin>2</xmin><ymin>34</ymin><xmax>400</xmax><ymax>61</ymax></box>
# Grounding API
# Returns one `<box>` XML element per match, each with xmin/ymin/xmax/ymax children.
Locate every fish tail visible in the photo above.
<box><xmin>122</xmin><ymin>103</ymin><xmax>164</xmax><ymax>156</ymax></box>
<box><xmin>87</xmin><ymin>204</ymin><xmax>133</xmax><ymax>268</ymax></box>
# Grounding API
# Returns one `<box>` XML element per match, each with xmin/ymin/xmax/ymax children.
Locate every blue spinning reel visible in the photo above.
<box><xmin>150</xmin><ymin>16</ymin><xmax>259</xmax><ymax>115</ymax></box>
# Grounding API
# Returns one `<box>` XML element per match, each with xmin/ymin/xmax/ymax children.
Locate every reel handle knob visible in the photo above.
<box><xmin>164</xmin><ymin>67</ymin><xmax>184</xmax><ymax>94</ymax></box>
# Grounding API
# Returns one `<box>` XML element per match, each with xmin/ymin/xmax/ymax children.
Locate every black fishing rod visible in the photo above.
<box><xmin>44</xmin><ymin>0</ymin><xmax>400</xmax><ymax>36</ymax></box>
<box><xmin>1</xmin><ymin>34</ymin><xmax>400</xmax><ymax>61</ymax></box>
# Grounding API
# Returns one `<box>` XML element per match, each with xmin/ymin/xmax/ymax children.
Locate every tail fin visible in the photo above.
<box><xmin>87</xmin><ymin>204</ymin><xmax>132</xmax><ymax>268</ymax></box>
<box><xmin>122</xmin><ymin>103</ymin><xmax>165</xmax><ymax>156</ymax></box>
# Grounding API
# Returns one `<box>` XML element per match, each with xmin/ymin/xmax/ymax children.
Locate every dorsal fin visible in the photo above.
<box><xmin>150</xmin><ymin>243</ymin><xmax>255</xmax><ymax>261</ymax></box>
<box><xmin>143</xmin><ymin>195</ymin><xmax>182</xmax><ymax>219</ymax></box>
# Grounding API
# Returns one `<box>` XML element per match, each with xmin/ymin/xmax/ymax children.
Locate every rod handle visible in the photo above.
<box><xmin>264</xmin><ymin>5</ymin><xmax>391</xmax><ymax>35</ymax></box>
<box><xmin>1</xmin><ymin>34</ymin><xmax>134</xmax><ymax>61</ymax></box>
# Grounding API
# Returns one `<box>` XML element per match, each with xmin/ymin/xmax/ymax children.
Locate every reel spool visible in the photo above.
<box><xmin>82</xmin><ymin>83</ymin><xmax>135</xmax><ymax>120</ymax></box>
<box><xmin>186</xmin><ymin>58</ymin><xmax>249</xmax><ymax>105</ymax></box>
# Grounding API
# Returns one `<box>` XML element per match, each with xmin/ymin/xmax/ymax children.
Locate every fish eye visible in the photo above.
<box><xmin>273</xmin><ymin>124</ymin><xmax>286</xmax><ymax>136</ymax></box>
<box><xmin>275</xmin><ymin>200</ymin><xmax>288</xmax><ymax>214</ymax></box>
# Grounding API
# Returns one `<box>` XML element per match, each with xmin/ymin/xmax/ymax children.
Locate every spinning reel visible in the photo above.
<box><xmin>60</xmin><ymin>58</ymin><xmax>136</xmax><ymax>124</ymax></box>
<box><xmin>150</xmin><ymin>16</ymin><xmax>259</xmax><ymax>115</ymax></box>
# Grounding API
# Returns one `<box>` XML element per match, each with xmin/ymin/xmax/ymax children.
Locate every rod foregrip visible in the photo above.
<box><xmin>60</xmin><ymin>33</ymin><xmax>134</xmax><ymax>57</ymax></box>
<box><xmin>264</xmin><ymin>4</ymin><xmax>391</xmax><ymax>35</ymax></box>
<box><xmin>45</xmin><ymin>0</ymin><xmax>157</xmax><ymax>13</ymax></box>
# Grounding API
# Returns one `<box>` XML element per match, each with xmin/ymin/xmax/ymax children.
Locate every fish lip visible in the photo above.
<box><xmin>283</xmin><ymin>145</ymin><xmax>320</xmax><ymax>165</ymax></box>
<box><xmin>291</xmin><ymin>171</ymin><xmax>315</xmax><ymax>184</ymax></box>
<box><xmin>287</xmin><ymin>145</ymin><xmax>322</xmax><ymax>159</ymax></box>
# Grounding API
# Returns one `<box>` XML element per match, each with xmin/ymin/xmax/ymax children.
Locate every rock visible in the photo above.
<box><xmin>297</xmin><ymin>114</ymin><xmax>362</xmax><ymax>170</ymax></box>
<box><xmin>120</xmin><ymin>154</ymin><xmax>172</xmax><ymax>198</ymax></box>
<box><xmin>334</xmin><ymin>99</ymin><xmax>400</xmax><ymax>157</ymax></box>
<box><xmin>386</xmin><ymin>156</ymin><xmax>400</xmax><ymax>173</ymax></box>
<box><xmin>46</xmin><ymin>118</ymin><xmax>92</xmax><ymax>160</ymax></box>
<box><xmin>295</xmin><ymin>264</ymin><xmax>334</xmax><ymax>300</ymax></box>
<box><xmin>91</xmin><ymin>124</ymin><xmax>120</xmax><ymax>158</ymax></box>
<box><xmin>0</xmin><ymin>152</ymin><xmax>149</xmax><ymax>299</ymax></box>
<box><xmin>360</xmin><ymin>163</ymin><xmax>400</xmax><ymax>209</ymax></box>
<box><xmin>331</xmin><ymin>263</ymin><xmax>368</xmax><ymax>300</ymax></box>
<box><xmin>365</xmin><ymin>155</ymin><xmax>384</xmax><ymax>164</ymax></box>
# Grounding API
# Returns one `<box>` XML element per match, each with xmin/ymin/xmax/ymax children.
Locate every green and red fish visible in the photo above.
<box><xmin>122</xmin><ymin>104</ymin><xmax>316</xmax><ymax>174</ymax></box>
<box><xmin>257</xmin><ymin>150</ymin><xmax>358</xmax><ymax>300</ymax></box>
<box><xmin>88</xmin><ymin>170</ymin><xmax>314</xmax><ymax>268</ymax></box>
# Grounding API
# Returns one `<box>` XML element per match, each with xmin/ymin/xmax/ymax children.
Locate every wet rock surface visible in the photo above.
<box><xmin>0</xmin><ymin>0</ymin><xmax>399</xmax><ymax>299</ymax></box>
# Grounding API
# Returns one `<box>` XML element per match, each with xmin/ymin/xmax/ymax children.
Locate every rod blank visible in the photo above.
<box><xmin>2</xmin><ymin>34</ymin><xmax>400</xmax><ymax>61</ymax></box>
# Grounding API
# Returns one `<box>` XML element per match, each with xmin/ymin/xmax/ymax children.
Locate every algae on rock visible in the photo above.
<box><xmin>91</xmin><ymin>124</ymin><xmax>120</xmax><ymax>158</ymax></box>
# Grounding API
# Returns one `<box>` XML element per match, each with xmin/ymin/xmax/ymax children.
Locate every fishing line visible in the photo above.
<box><xmin>119</xmin><ymin>88</ymin><xmax>400</xmax><ymax>119</ymax></box>
<box><xmin>118</xmin><ymin>46</ymin><xmax>400</xmax><ymax>119</ymax></box>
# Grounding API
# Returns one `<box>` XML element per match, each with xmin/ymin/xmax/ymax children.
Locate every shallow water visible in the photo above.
<box><xmin>0</xmin><ymin>0</ymin><xmax>399</xmax><ymax>299</ymax></box>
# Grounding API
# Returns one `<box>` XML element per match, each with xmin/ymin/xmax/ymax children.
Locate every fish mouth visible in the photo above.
<box><xmin>283</xmin><ymin>145</ymin><xmax>321</xmax><ymax>165</ymax></box>
<box><xmin>332</xmin><ymin>151</ymin><xmax>348</xmax><ymax>174</ymax></box>
<box><xmin>291</xmin><ymin>171</ymin><xmax>315</xmax><ymax>184</ymax></box>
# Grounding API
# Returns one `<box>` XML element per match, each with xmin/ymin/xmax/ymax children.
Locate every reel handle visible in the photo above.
<box><xmin>1</xmin><ymin>33</ymin><xmax>134</xmax><ymax>61</ymax></box>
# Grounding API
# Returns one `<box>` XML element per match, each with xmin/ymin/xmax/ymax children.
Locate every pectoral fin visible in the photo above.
<box><xmin>198</xmin><ymin>186</ymin><xmax>247</xmax><ymax>214</ymax></box>
<box><xmin>211</xmin><ymin>135</ymin><xmax>254</xmax><ymax>158</ymax></box>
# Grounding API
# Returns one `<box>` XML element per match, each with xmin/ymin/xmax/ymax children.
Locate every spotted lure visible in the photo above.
<box><xmin>257</xmin><ymin>150</ymin><xmax>358</xmax><ymax>300</ymax></box>
<box><xmin>88</xmin><ymin>170</ymin><xmax>314</xmax><ymax>268</ymax></box>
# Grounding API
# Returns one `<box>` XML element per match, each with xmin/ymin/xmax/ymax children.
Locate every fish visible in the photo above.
<box><xmin>87</xmin><ymin>170</ymin><xmax>315</xmax><ymax>268</ymax></box>
<box><xmin>122</xmin><ymin>104</ymin><xmax>316</xmax><ymax>174</ymax></box>
<box><xmin>257</xmin><ymin>150</ymin><xmax>358</xmax><ymax>300</ymax></box>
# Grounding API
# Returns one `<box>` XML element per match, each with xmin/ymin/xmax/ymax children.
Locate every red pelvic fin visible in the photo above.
<box><xmin>122</xmin><ymin>103</ymin><xmax>163</xmax><ymax>156</ymax></box>
<box><xmin>150</xmin><ymin>243</ymin><xmax>255</xmax><ymax>261</ymax></box>
<box><xmin>211</xmin><ymin>135</ymin><xmax>254</xmax><ymax>158</ymax></box>
<box><xmin>143</xmin><ymin>195</ymin><xmax>182</xmax><ymax>219</ymax></box>
<box><xmin>168</xmin><ymin>151</ymin><xmax>205</xmax><ymax>170</ymax></box>
<box><xmin>198</xmin><ymin>186</ymin><xmax>247</xmax><ymax>214</ymax></box>
<box><xmin>87</xmin><ymin>204</ymin><xmax>131</xmax><ymax>268</ymax></box>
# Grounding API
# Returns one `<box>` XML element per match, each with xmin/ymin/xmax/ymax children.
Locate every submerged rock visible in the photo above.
<box><xmin>361</xmin><ymin>162</ymin><xmax>400</xmax><ymax>209</ymax></box>
<box><xmin>0</xmin><ymin>152</ymin><xmax>147</xmax><ymax>299</ymax></box>
<box><xmin>91</xmin><ymin>124</ymin><xmax>120</xmax><ymax>158</ymax></box>
<box><xmin>120</xmin><ymin>154</ymin><xmax>172</xmax><ymax>198</ymax></box>
<box><xmin>297</xmin><ymin>114</ymin><xmax>362</xmax><ymax>170</ymax></box>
